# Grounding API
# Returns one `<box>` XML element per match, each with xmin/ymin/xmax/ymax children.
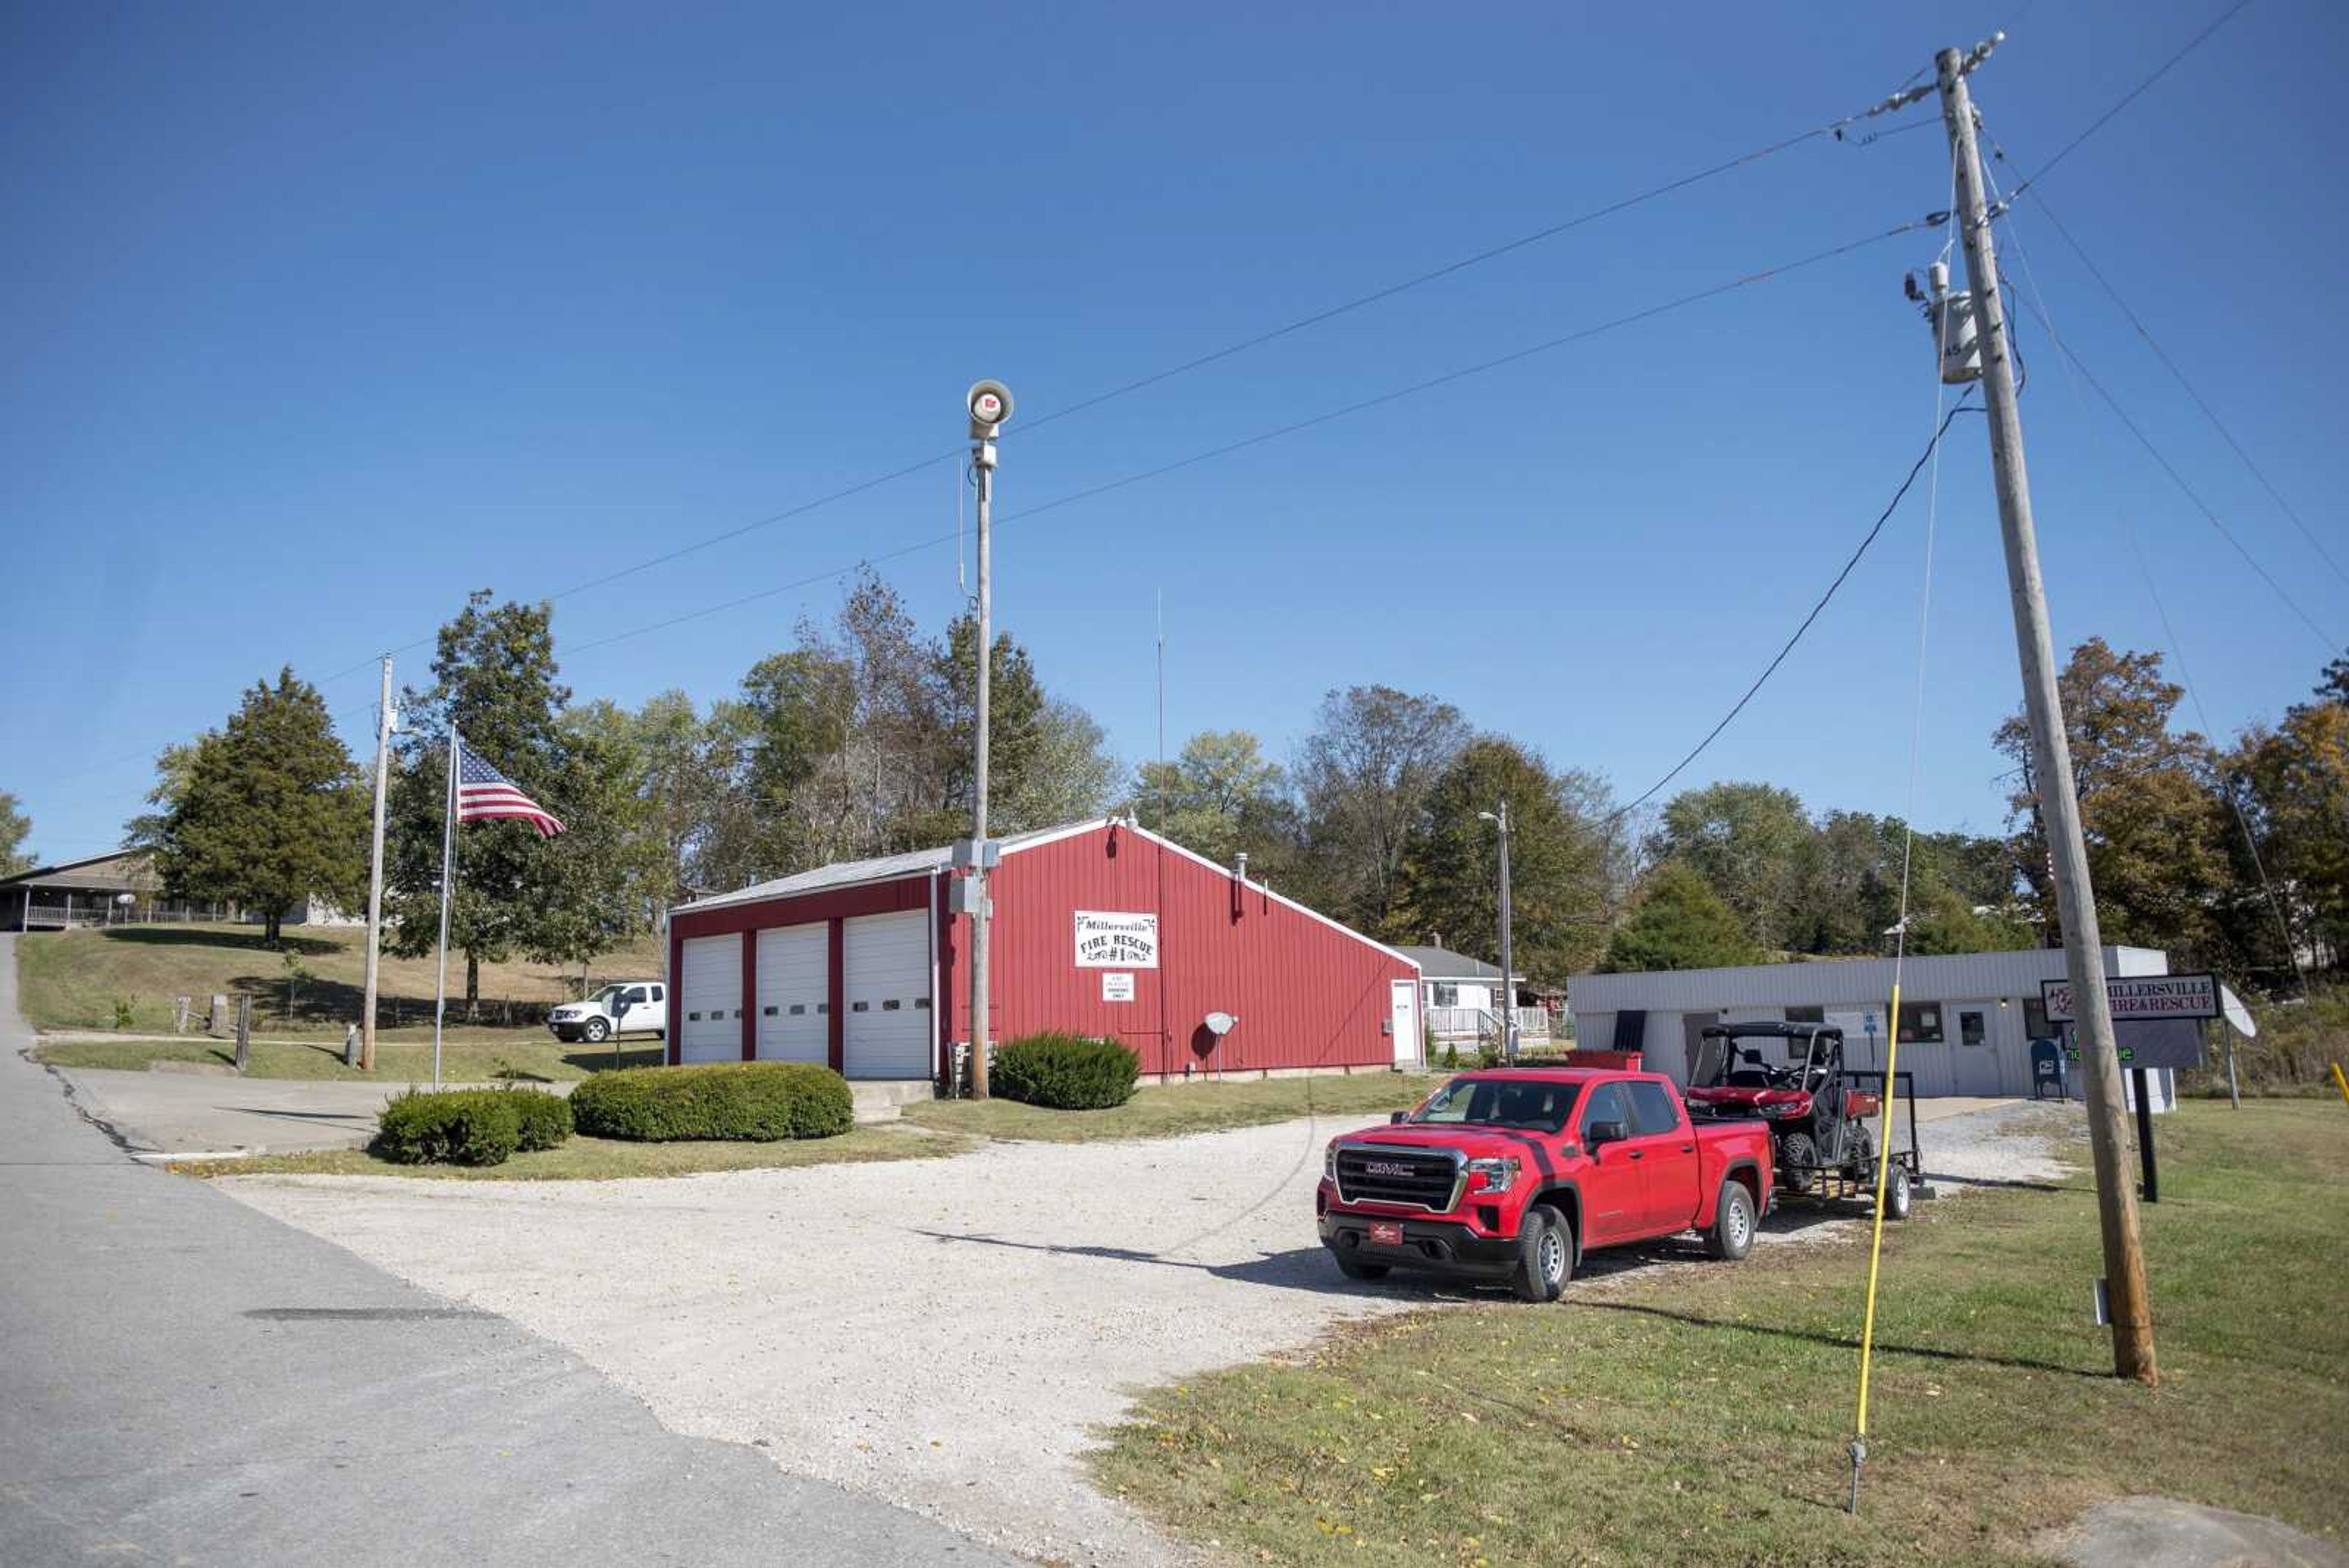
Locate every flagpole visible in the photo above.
<box><xmin>432</xmin><ymin>727</ymin><xmax>458</xmax><ymax>1091</ymax></box>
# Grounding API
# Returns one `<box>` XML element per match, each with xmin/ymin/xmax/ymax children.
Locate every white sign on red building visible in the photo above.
<box><xmin>2040</xmin><ymin>972</ymin><xmax>2218</xmax><ymax>1024</ymax></box>
<box><xmin>1074</xmin><ymin>910</ymin><xmax>1159</xmax><ymax>969</ymax></box>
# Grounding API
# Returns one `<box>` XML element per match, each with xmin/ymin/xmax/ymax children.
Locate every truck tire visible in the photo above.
<box><xmin>1779</xmin><ymin>1131</ymin><xmax>1818</xmax><ymax>1195</ymax></box>
<box><xmin>1705</xmin><ymin>1180</ymin><xmax>1757</xmax><ymax>1261</ymax></box>
<box><xmin>582</xmin><ymin>1017</ymin><xmax>610</xmax><ymax>1045</ymax></box>
<box><xmin>1333</xmin><ymin>1250</ymin><xmax>1390</xmax><ymax>1282</ymax></box>
<box><xmin>1511</xmin><ymin>1205</ymin><xmax>1573</xmax><ymax>1303</ymax></box>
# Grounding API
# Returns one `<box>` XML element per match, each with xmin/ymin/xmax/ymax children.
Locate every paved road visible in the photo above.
<box><xmin>53</xmin><ymin>1068</ymin><xmax>569</xmax><ymax>1156</ymax></box>
<box><xmin>0</xmin><ymin>935</ymin><xmax>1020</xmax><ymax>1567</ymax></box>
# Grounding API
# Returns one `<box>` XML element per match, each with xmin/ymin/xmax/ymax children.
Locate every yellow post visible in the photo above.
<box><xmin>2330</xmin><ymin>1061</ymin><xmax>2349</xmax><ymax>1109</ymax></box>
<box><xmin>1848</xmin><ymin>985</ymin><xmax>1904</xmax><ymax>1512</ymax></box>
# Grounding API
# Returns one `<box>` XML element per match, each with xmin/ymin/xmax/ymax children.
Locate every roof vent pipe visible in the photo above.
<box><xmin>1234</xmin><ymin>851</ymin><xmax>1248</xmax><ymax>883</ymax></box>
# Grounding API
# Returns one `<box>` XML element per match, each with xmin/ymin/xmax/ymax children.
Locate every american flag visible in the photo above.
<box><xmin>454</xmin><ymin>737</ymin><xmax>565</xmax><ymax>838</ymax></box>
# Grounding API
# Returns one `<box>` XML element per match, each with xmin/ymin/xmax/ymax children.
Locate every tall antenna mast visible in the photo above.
<box><xmin>1156</xmin><ymin>589</ymin><xmax>1167</xmax><ymax>831</ymax></box>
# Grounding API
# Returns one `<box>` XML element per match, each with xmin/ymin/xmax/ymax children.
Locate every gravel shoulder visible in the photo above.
<box><xmin>219</xmin><ymin>1099</ymin><xmax>2077</xmax><ymax>1567</ymax></box>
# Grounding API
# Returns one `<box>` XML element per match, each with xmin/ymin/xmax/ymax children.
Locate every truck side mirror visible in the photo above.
<box><xmin>1389</xmin><ymin>1111</ymin><xmax>1408</xmax><ymax>1124</ymax></box>
<box><xmin>1586</xmin><ymin>1119</ymin><xmax>1627</xmax><ymax>1148</ymax></box>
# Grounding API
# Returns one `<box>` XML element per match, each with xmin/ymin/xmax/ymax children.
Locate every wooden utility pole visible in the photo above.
<box><xmin>360</xmin><ymin>656</ymin><xmax>393</xmax><ymax>1071</ymax></box>
<box><xmin>1937</xmin><ymin>39</ymin><xmax>2156</xmax><ymax>1382</ymax></box>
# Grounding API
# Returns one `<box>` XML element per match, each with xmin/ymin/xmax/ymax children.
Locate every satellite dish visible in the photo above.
<box><xmin>2219</xmin><ymin>984</ymin><xmax>2257</xmax><ymax>1038</ymax></box>
<box><xmin>1204</xmin><ymin>1011</ymin><xmax>1238</xmax><ymax>1036</ymax></box>
<box><xmin>113</xmin><ymin>892</ymin><xmax>136</xmax><ymax>906</ymax></box>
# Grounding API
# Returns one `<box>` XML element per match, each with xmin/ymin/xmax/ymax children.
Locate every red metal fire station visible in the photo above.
<box><xmin>662</xmin><ymin>817</ymin><xmax>1423</xmax><ymax>1083</ymax></box>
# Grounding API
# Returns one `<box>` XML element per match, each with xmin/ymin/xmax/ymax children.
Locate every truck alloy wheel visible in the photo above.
<box><xmin>1707</xmin><ymin>1180</ymin><xmax>1756</xmax><ymax>1261</ymax></box>
<box><xmin>583</xmin><ymin>1017</ymin><xmax>610</xmax><ymax>1044</ymax></box>
<box><xmin>1512</xmin><ymin>1206</ymin><xmax>1573</xmax><ymax>1303</ymax></box>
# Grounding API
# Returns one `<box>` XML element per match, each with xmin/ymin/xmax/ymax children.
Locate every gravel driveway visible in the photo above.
<box><xmin>221</xmin><ymin>1099</ymin><xmax>2076</xmax><ymax>1566</ymax></box>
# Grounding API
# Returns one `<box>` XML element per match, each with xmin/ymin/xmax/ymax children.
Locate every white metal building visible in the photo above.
<box><xmin>1568</xmin><ymin>946</ymin><xmax>2179</xmax><ymax>1106</ymax></box>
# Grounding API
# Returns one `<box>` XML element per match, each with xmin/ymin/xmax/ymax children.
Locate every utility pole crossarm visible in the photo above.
<box><xmin>1935</xmin><ymin>43</ymin><xmax>2156</xmax><ymax>1384</ymax></box>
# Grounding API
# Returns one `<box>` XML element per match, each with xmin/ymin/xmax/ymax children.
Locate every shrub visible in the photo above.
<box><xmin>991</xmin><ymin>1033</ymin><xmax>1140</xmax><ymax>1110</ymax></box>
<box><xmin>371</xmin><ymin>1087</ymin><xmax>570</xmax><ymax>1167</ymax></box>
<box><xmin>568</xmin><ymin>1061</ymin><xmax>853</xmax><ymax>1142</ymax></box>
<box><xmin>113</xmin><ymin>997</ymin><xmax>136</xmax><ymax>1030</ymax></box>
<box><xmin>1439</xmin><ymin>1042</ymin><xmax>1461</xmax><ymax>1070</ymax></box>
<box><xmin>510</xmin><ymin>1089</ymin><xmax>574</xmax><ymax>1151</ymax></box>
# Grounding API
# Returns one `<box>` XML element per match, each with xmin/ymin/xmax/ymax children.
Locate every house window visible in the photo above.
<box><xmin>2024</xmin><ymin>998</ymin><xmax>2054</xmax><ymax>1040</ymax></box>
<box><xmin>1431</xmin><ymin>983</ymin><xmax>1459</xmax><ymax>1008</ymax></box>
<box><xmin>1786</xmin><ymin>1005</ymin><xmax>1825</xmax><ymax>1024</ymax></box>
<box><xmin>1896</xmin><ymin>1003</ymin><xmax>1943</xmax><ymax>1044</ymax></box>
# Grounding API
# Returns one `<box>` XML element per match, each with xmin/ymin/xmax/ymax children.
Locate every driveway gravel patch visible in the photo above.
<box><xmin>220</xmin><ymin>1099</ymin><xmax>2075</xmax><ymax>1566</ymax></box>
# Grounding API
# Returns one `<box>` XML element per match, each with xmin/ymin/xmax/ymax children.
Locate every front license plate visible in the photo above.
<box><xmin>1368</xmin><ymin>1221</ymin><xmax>1403</xmax><ymax>1247</ymax></box>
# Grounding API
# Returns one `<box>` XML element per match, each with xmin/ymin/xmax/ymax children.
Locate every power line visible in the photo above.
<box><xmin>1995</xmin><ymin>0</ymin><xmax>2258</xmax><ymax>206</ymax></box>
<box><xmin>1606</xmin><ymin>390</ymin><xmax>1979</xmax><ymax>826</ymax></box>
<box><xmin>559</xmin><ymin>216</ymin><xmax>1939</xmax><ymax>666</ymax></box>
<box><xmin>2005</xmin><ymin>188</ymin><xmax>2349</xmax><ymax>595</ymax></box>
<box><xmin>313</xmin><ymin>91</ymin><xmax>1935</xmax><ymax>680</ymax></box>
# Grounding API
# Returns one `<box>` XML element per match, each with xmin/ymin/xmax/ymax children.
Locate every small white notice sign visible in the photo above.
<box><xmin>1102</xmin><ymin>972</ymin><xmax>1135</xmax><ymax>1003</ymax></box>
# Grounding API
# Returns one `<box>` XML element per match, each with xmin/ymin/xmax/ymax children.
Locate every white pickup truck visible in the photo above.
<box><xmin>546</xmin><ymin>981</ymin><xmax>667</xmax><ymax>1045</ymax></box>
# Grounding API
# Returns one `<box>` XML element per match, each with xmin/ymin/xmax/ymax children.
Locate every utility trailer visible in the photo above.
<box><xmin>1683</xmin><ymin>1022</ymin><xmax>1931</xmax><ymax>1219</ymax></box>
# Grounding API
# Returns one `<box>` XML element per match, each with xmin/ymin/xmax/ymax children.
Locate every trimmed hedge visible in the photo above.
<box><xmin>373</xmin><ymin>1087</ymin><xmax>572</xmax><ymax>1167</ymax></box>
<box><xmin>568</xmin><ymin>1061</ymin><xmax>853</xmax><ymax>1142</ymax></box>
<box><xmin>992</xmin><ymin>1033</ymin><xmax>1140</xmax><ymax>1110</ymax></box>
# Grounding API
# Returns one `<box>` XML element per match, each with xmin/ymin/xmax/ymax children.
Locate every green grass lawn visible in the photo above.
<box><xmin>174</xmin><ymin>1124</ymin><xmax>973</xmax><ymax>1181</ymax></box>
<box><xmin>902</xmin><ymin>1071</ymin><xmax>1438</xmax><ymax>1143</ymax></box>
<box><xmin>1093</xmin><ymin>1101</ymin><xmax>2348</xmax><ymax>1567</ymax></box>
<box><xmin>18</xmin><ymin>921</ymin><xmax>666</xmax><ymax>1075</ymax></box>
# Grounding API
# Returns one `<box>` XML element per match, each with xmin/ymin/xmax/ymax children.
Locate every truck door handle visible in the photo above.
<box><xmin>1628</xmin><ymin>1150</ymin><xmax>1643</xmax><ymax>1161</ymax></box>
<box><xmin>1680</xmin><ymin>1145</ymin><xmax>1694</xmax><ymax>1154</ymax></box>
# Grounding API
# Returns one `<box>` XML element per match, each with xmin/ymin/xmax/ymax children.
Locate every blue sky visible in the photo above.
<box><xmin>5</xmin><ymin>1</ymin><xmax>2343</xmax><ymax>866</ymax></box>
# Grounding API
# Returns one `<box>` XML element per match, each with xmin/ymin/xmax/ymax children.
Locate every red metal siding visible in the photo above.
<box><xmin>944</xmin><ymin>822</ymin><xmax>1414</xmax><ymax>1077</ymax></box>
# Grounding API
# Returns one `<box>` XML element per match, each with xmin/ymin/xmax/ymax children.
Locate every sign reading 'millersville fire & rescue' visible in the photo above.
<box><xmin>1074</xmin><ymin>910</ymin><xmax>1159</xmax><ymax>969</ymax></box>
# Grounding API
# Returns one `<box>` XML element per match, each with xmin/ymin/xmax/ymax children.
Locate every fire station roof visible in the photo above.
<box><xmin>672</xmin><ymin>820</ymin><xmax>1101</xmax><ymax>914</ymax></box>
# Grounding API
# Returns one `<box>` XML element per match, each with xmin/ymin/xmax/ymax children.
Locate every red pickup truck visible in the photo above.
<box><xmin>1317</xmin><ymin>1067</ymin><xmax>1775</xmax><ymax>1301</ymax></box>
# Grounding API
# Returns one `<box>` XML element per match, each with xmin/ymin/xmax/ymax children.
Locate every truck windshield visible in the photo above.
<box><xmin>1409</xmin><ymin>1077</ymin><xmax>1580</xmax><ymax>1134</ymax></box>
<box><xmin>589</xmin><ymin>984</ymin><xmax>625</xmax><ymax>1006</ymax></box>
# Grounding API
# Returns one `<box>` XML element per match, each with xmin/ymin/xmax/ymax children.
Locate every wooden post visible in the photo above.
<box><xmin>234</xmin><ymin>995</ymin><xmax>252</xmax><ymax>1072</ymax></box>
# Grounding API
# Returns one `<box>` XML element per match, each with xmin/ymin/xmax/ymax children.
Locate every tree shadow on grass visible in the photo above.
<box><xmin>560</xmin><ymin>1046</ymin><xmax>669</xmax><ymax>1075</ymax></box>
<box><xmin>100</xmin><ymin>927</ymin><xmax>341</xmax><ymax>958</ymax></box>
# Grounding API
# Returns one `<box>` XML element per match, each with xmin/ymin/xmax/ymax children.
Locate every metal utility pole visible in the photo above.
<box><xmin>1479</xmin><ymin>804</ymin><xmax>1516</xmax><ymax>1062</ymax></box>
<box><xmin>360</xmin><ymin>656</ymin><xmax>393</xmax><ymax>1072</ymax></box>
<box><xmin>966</xmin><ymin>381</ymin><xmax>1012</xmax><ymax>1100</ymax></box>
<box><xmin>1938</xmin><ymin>39</ymin><xmax>2156</xmax><ymax>1383</ymax></box>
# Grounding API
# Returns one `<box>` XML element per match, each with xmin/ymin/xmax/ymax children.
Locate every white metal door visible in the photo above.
<box><xmin>1390</xmin><ymin>979</ymin><xmax>1419</xmax><ymax>1066</ymax></box>
<box><xmin>755</xmin><ymin>924</ymin><xmax>829</xmax><ymax>1063</ymax></box>
<box><xmin>1951</xmin><ymin>1005</ymin><xmax>2003</xmax><ymax>1095</ymax></box>
<box><xmin>678</xmin><ymin>935</ymin><xmax>740</xmax><ymax>1063</ymax></box>
<box><xmin>842</xmin><ymin>910</ymin><xmax>930</xmax><ymax>1080</ymax></box>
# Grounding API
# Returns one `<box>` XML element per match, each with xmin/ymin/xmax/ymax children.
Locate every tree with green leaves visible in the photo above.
<box><xmin>154</xmin><ymin>669</ymin><xmax>366</xmax><ymax>944</ymax></box>
<box><xmin>1602</xmin><ymin>862</ymin><xmax>1764</xmax><ymax>973</ymax></box>
<box><xmin>1138</xmin><ymin>730</ymin><xmax>1288</xmax><ymax>867</ymax></box>
<box><xmin>385</xmin><ymin>591</ymin><xmax>572</xmax><ymax>1014</ymax></box>
<box><xmin>122</xmin><ymin>741</ymin><xmax>202</xmax><ymax>853</ymax></box>
<box><xmin>1393</xmin><ymin>737</ymin><xmax>1623</xmax><ymax>979</ymax></box>
<box><xmin>1001</xmin><ymin>697</ymin><xmax>1122</xmax><ymax>833</ymax></box>
<box><xmin>1294</xmin><ymin>685</ymin><xmax>1471</xmax><ymax>934</ymax></box>
<box><xmin>1995</xmin><ymin>637</ymin><xmax>2235</xmax><ymax>967</ymax></box>
<box><xmin>1646</xmin><ymin>782</ymin><xmax>1813</xmax><ymax>954</ymax></box>
<box><xmin>0</xmin><ymin>791</ymin><xmax>32</xmax><ymax>877</ymax></box>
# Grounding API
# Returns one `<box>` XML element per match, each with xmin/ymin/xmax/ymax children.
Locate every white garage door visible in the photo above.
<box><xmin>842</xmin><ymin>910</ymin><xmax>930</xmax><ymax>1080</ymax></box>
<box><xmin>678</xmin><ymin>934</ymin><xmax>741</xmax><ymax>1063</ymax></box>
<box><xmin>756</xmin><ymin>923</ymin><xmax>829</xmax><ymax>1064</ymax></box>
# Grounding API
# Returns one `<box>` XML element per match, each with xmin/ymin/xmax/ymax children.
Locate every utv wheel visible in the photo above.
<box><xmin>1511</xmin><ymin>1206</ymin><xmax>1573</xmax><ymax>1303</ymax></box>
<box><xmin>1883</xmin><ymin>1165</ymin><xmax>1912</xmax><ymax>1222</ymax></box>
<box><xmin>1705</xmin><ymin>1180</ymin><xmax>1757</xmax><ymax>1261</ymax></box>
<box><xmin>1779</xmin><ymin>1131</ymin><xmax>1819</xmax><ymax>1196</ymax></box>
<box><xmin>1334</xmin><ymin>1250</ymin><xmax>1390</xmax><ymax>1282</ymax></box>
<box><xmin>582</xmin><ymin>1017</ymin><xmax>610</xmax><ymax>1044</ymax></box>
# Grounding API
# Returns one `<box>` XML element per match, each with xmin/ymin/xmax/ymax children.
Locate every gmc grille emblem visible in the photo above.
<box><xmin>1363</xmin><ymin>1161</ymin><xmax>1419</xmax><ymax>1178</ymax></box>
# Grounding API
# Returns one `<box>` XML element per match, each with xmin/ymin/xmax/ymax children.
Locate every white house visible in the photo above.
<box><xmin>1393</xmin><ymin>945</ymin><xmax>1547</xmax><ymax>1047</ymax></box>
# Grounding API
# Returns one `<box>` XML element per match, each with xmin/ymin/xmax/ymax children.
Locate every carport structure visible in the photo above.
<box><xmin>663</xmin><ymin>817</ymin><xmax>1422</xmax><ymax>1087</ymax></box>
